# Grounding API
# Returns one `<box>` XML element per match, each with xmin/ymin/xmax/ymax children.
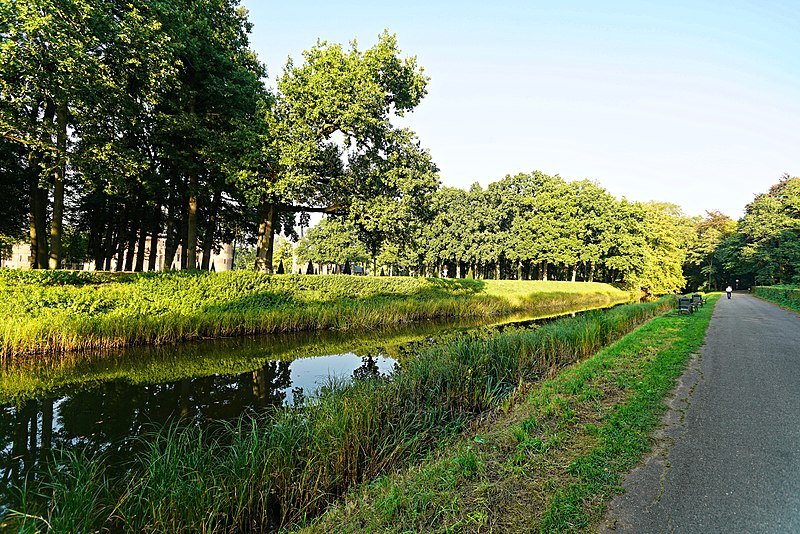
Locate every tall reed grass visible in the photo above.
<box><xmin>1</xmin><ymin>270</ymin><xmax>629</xmax><ymax>357</ymax></box>
<box><xmin>4</xmin><ymin>298</ymin><xmax>670</xmax><ymax>532</ymax></box>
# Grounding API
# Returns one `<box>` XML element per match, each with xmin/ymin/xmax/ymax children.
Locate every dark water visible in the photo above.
<box><xmin>0</xmin><ymin>302</ymin><xmax>614</xmax><ymax>508</ymax></box>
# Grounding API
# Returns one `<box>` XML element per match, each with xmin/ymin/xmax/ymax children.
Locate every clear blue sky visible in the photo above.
<box><xmin>240</xmin><ymin>0</ymin><xmax>799</xmax><ymax>219</ymax></box>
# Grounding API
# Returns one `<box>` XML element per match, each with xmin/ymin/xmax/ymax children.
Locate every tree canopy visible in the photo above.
<box><xmin>5</xmin><ymin>4</ymin><xmax>783</xmax><ymax>295</ymax></box>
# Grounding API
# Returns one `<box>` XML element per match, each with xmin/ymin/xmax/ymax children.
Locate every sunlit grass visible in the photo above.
<box><xmin>0</xmin><ymin>269</ymin><xmax>630</xmax><ymax>356</ymax></box>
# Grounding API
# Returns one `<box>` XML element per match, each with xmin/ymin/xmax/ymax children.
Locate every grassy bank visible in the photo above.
<box><xmin>0</xmin><ymin>270</ymin><xmax>629</xmax><ymax>357</ymax></box>
<box><xmin>753</xmin><ymin>285</ymin><xmax>800</xmax><ymax>313</ymax></box>
<box><xmin>0</xmin><ymin>299</ymin><xmax>622</xmax><ymax>406</ymax></box>
<box><xmin>303</xmin><ymin>295</ymin><xmax>716</xmax><ymax>532</ymax></box>
<box><xmin>4</xmin><ymin>299</ymin><xmax>670</xmax><ymax>532</ymax></box>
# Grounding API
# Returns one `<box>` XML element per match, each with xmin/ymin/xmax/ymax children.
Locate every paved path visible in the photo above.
<box><xmin>601</xmin><ymin>292</ymin><xmax>800</xmax><ymax>533</ymax></box>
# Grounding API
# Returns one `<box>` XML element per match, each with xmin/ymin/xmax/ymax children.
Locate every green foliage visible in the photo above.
<box><xmin>684</xmin><ymin>211</ymin><xmax>738</xmax><ymax>291</ymax></box>
<box><xmin>701</xmin><ymin>176</ymin><xmax>800</xmax><ymax>288</ymax></box>
<box><xmin>296</xmin><ymin>217</ymin><xmax>368</xmax><ymax>266</ymax></box>
<box><xmin>752</xmin><ymin>285</ymin><xmax>800</xmax><ymax>313</ymax></box>
<box><xmin>272</xmin><ymin>237</ymin><xmax>294</xmax><ymax>272</ymax></box>
<box><xmin>0</xmin><ymin>141</ymin><xmax>27</xmax><ymax>250</ymax></box>
<box><xmin>233</xmin><ymin>246</ymin><xmax>256</xmax><ymax>271</ymax></box>
<box><xmin>737</xmin><ymin>176</ymin><xmax>800</xmax><ymax>285</ymax></box>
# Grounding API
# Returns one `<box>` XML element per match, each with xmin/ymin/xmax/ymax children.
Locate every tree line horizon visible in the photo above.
<box><xmin>2</xmin><ymin>1</ymin><xmax>798</xmax><ymax>293</ymax></box>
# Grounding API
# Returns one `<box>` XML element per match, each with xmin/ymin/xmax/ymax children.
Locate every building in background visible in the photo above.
<box><xmin>0</xmin><ymin>239</ymin><xmax>233</xmax><ymax>272</ymax></box>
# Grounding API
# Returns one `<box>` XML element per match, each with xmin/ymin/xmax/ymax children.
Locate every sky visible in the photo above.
<box><xmin>239</xmin><ymin>0</ymin><xmax>799</xmax><ymax>220</ymax></box>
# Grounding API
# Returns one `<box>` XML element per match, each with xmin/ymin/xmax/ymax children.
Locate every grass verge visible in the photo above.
<box><xmin>301</xmin><ymin>295</ymin><xmax>717</xmax><ymax>533</ymax></box>
<box><xmin>752</xmin><ymin>285</ymin><xmax>800</xmax><ymax>313</ymax></box>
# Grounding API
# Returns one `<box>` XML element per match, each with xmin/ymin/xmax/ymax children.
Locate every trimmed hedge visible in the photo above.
<box><xmin>752</xmin><ymin>285</ymin><xmax>800</xmax><ymax>313</ymax></box>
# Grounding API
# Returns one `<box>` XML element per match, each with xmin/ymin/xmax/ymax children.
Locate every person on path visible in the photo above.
<box><xmin>726</xmin><ymin>285</ymin><xmax>733</xmax><ymax>299</ymax></box>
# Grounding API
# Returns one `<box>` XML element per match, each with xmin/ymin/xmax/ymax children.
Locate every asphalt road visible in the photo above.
<box><xmin>600</xmin><ymin>292</ymin><xmax>800</xmax><ymax>533</ymax></box>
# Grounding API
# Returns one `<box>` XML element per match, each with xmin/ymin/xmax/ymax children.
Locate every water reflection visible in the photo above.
<box><xmin>0</xmin><ymin>353</ymin><xmax>397</xmax><ymax>509</ymax></box>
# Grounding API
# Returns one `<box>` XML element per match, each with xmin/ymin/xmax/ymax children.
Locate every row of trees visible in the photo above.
<box><xmin>684</xmin><ymin>175</ymin><xmax>800</xmax><ymax>289</ymax></box>
<box><xmin>3</xmin><ymin>3</ymin><xmax>795</xmax><ymax>294</ymax></box>
<box><xmin>295</xmin><ymin>171</ymin><xmax>695</xmax><ymax>294</ymax></box>
<box><xmin>1</xmin><ymin>1</ymin><xmax>437</xmax><ymax>273</ymax></box>
<box><xmin>289</xmin><ymin>174</ymin><xmax>800</xmax><ymax>293</ymax></box>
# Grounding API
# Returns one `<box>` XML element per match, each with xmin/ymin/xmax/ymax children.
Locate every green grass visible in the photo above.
<box><xmin>302</xmin><ymin>296</ymin><xmax>716</xmax><ymax>533</ymax></box>
<box><xmin>753</xmin><ymin>285</ymin><xmax>800</xmax><ymax>313</ymax></box>
<box><xmin>0</xmin><ymin>293</ymin><xmax>624</xmax><ymax>406</ymax></box>
<box><xmin>0</xmin><ymin>269</ymin><xmax>629</xmax><ymax>356</ymax></box>
<box><xmin>3</xmin><ymin>299</ymin><xmax>667</xmax><ymax>532</ymax></box>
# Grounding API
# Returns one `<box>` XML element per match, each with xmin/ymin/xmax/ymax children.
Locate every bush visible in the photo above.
<box><xmin>753</xmin><ymin>285</ymin><xmax>800</xmax><ymax>312</ymax></box>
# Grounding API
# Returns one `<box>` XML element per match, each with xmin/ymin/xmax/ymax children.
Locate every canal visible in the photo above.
<box><xmin>0</xmin><ymin>301</ymin><xmax>614</xmax><ymax>514</ymax></box>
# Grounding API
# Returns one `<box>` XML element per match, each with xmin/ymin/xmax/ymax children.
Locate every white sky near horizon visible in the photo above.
<box><xmin>240</xmin><ymin>0</ymin><xmax>799</xmax><ymax>220</ymax></box>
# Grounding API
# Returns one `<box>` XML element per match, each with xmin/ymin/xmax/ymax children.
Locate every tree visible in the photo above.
<box><xmin>599</xmin><ymin>199</ymin><xmax>648</xmax><ymax>287</ymax></box>
<box><xmin>154</xmin><ymin>0</ymin><xmax>264</xmax><ymax>270</ymax></box>
<box><xmin>734</xmin><ymin>175</ymin><xmax>800</xmax><ymax>285</ymax></box>
<box><xmin>684</xmin><ymin>211</ymin><xmax>737</xmax><ymax>290</ymax></box>
<box><xmin>638</xmin><ymin>202</ymin><xmax>693</xmax><ymax>295</ymax></box>
<box><xmin>422</xmin><ymin>186</ymin><xmax>472</xmax><ymax>277</ymax></box>
<box><xmin>0</xmin><ymin>0</ymin><xmax>108</xmax><ymax>268</ymax></box>
<box><xmin>296</xmin><ymin>217</ymin><xmax>368</xmax><ymax>269</ymax></box>
<box><xmin>242</xmin><ymin>31</ymin><xmax>435</xmax><ymax>273</ymax></box>
<box><xmin>509</xmin><ymin>172</ymin><xmax>567</xmax><ymax>281</ymax></box>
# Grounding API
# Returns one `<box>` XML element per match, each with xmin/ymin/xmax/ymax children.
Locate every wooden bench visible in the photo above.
<box><xmin>678</xmin><ymin>297</ymin><xmax>694</xmax><ymax>314</ymax></box>
<box><xmin>691</xmin><ymin>293</ymin><xmax>706</xmax><ymax>308</ymax></box>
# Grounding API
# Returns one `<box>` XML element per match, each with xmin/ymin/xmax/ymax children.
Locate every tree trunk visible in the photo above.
<box><xmin>123</xmin><ymin>227</ymin><xmax>136</xmax><ymax>271</ymax></box>
<box><xmin>255</xmin><ymin>199</ymin><xmax>276</xmax><ymax>272</ymax></box>
<box><xmin>456</xmin><ymin>262</ymin><xmax>461</xmax><ymax>278</ymax></box>
<box><xmin>541</xmin><ymin>260</ymin><xmax>548</xmax><ymax>281</ymax></box>
<box><xmin>164</xmin><ymin>215</ymin><xmax>178</xmax><ymax>270</ymax></box>
<box><xmin>179</xmin><ymin>209</ymin><xmax>188</xmax><ymax>270</ymax></box>
<box><xmin>48</xmin><ymin>101</ymin><xmax>68</xmax><ymax>270</ymax></box>
<box><xmin>29</xmin><ymin>169</ymin><xmax>48</xmax><ymax>269</ymax></box>
<box><xmin>587</xmin><ymin>261</ymin><xmax>595</xmax><ymax>282</ymax></box>
<box><xmin>147</xmin><ymin>208</ymin><xmax>160</xmax><ymax>271</ymax></box>
<box><xmin>186</xmin><ymin>174</ymin><xmax>198</xmax><ymax>270</ymax></box>
<box><xmin>495</xmin><ymin>261</ymin><xmax>501</xmax><ymax>280</ymax></box>
<box><xmin>134</xmin><ymin>223</ymin><xmax>148</xmax><ymax>272</ymax></box>
<box><xmin>28</xmin><ymin>102</ymin><xmax>52</xmax><ymax>269</ymax></box>
<box><xmin>201</xmin><ymin>189</ymin><xmax>221</xmax><ymax>271</ymax></box>
<box><xmin>185</xmin><ymin>94</ymin><xmax>199</xmax><ymax>271</ymax></box>
<box><xmin>102</xmin><ymin>225</ymin><xmax>115</xmax><ymax>270</ymax></box>
<box><xmin>27</xmin><ymin>150</ymin><xmax>50</xmax><ymax>270</ymax></box>
<box><xmin>571</xmin><ymin>265</ymin><xmax>577</xmax><ymax>282</ymax></box>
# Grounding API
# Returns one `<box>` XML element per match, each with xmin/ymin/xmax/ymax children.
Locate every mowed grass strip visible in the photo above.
<box><xmin>0</xmin><ymin>269</ymin><xmax>628</xmax><ymax>356</ymax></box>
<box><xmin>301</xmin><ymin>295</ymin><xmax>716</xmax><ymax>533</ymax></box>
